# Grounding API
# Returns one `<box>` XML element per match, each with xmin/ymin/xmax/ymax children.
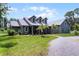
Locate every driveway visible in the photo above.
<box><xmin>48</xmin><ymin>36</ymin><xmax>79</xmax><ymax>56</ymax></box>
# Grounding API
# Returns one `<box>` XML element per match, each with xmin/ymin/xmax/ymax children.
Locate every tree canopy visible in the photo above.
<box><xmin>0</xmin><ymin>3</ymin><xmax>8</xmax><ymax>19</ymax></box>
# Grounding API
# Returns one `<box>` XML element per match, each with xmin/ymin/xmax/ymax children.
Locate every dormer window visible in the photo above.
<box><xmin>28</xmin><ymin>15</ymin><xmax>36</xmax><ymax>23</ymax></box>
<box><xmin>42</xmin><ymin>18</ymin><xmax>48</xmax><ymax>24</ymax></box>
<box><xmin>32</xmin><ymin>17</ymin><xmax>35</xmax><ymax>23</ymax></box>
<box><xmin>36</xmin><ymin>17</ymin><xmax>42</xmax><ymax>23</ymax></box>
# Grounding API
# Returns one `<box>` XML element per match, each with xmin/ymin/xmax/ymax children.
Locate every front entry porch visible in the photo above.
<box><xmin>28</xmin><ymin>26</ymin><xmax>39</xmax><ymax>35</ymax></box>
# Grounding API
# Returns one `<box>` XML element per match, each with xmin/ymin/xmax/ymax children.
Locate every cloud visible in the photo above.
<box><xmin>28</xmin><ymin>6</ymin><xmax>58</xmax><ymax>18</ymax></box>
<box><xmin>37</xmin><ymin>9</ymin><xmax>57</xmax><ymax>18</ymax></box>
<box><xmin>22</xmin><ymin>8</ymin><xmax>26</xmax><ymax>11</ymax></box>
<box><xmin>8</xmin><ymin>7</ymin><xmax>18</xmax><ymax>13</ymax></box>
<box><xmin>38</xmin><ymin>7</ymin><xmax>49</xmax><ymax>11</ymax></box>
<box><xmin>29</xmin><ymin>7</ymin><xmax>38</xmax><ymax>11</ymax></box>
<box><xmin>37</xmin><ymin>12</ymin><xmax>55</xmax><ymax>18</ymax></box>
<box><xmin>29</xmin><ymin>6</ymin><xmax>49</xmax><ymax>12</ymax></box>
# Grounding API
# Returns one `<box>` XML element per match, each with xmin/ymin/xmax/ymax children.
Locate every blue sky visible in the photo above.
<box><xmin>7</xmin><ymin>3</ymin><xmax>79</xmax><ymax>24</ymax></box>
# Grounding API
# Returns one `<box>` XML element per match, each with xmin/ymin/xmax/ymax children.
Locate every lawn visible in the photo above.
<box><xmin>52</xmin><ymin>33</ymin><xmax>75</xmax><ymax>37</ymax></box>
<box><xmin>45</xmin><ymin>33</ymin><xmax>77</xmax><ymax>37</ymax></box>
<box><xmin>0</xmin><ymin>34</ymin><xmax>56</xmax><ymax>56</ymax></box>
<box><xmin>0</xmin><ymin>30</ymin><xmax>77</xmax><ymax>56</ymax></box>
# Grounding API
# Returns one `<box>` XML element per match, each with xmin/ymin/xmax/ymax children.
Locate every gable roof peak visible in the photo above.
<box><xmin>42</xmin><ymin>17</ymin><xmax>48</xmax><ymax>20</ymax></box>
<box><xmin>28</xmin><ymin>15</ymin><xmax>36</xmax><ymax>20</ymax></box>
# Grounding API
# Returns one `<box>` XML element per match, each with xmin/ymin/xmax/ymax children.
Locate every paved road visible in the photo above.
<box><xmin>48</xmin><ymin>36</ymin><xmax>79</xmax><ymax>56</ymax></box>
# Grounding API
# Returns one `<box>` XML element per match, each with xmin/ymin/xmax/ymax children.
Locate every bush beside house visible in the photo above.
<box><xmin>7</xmin><ymin>29</ymin><xmax>16</xmax><ymax>36</ymax></box>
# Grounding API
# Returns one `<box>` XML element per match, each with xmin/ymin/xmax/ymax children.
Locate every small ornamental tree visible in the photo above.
<box><xmin>37</xmin><ymin>24</ymin><xmax>48</xmax><ymax>35</ymax></box>
<box><xmin>51</xmin><ymin>24</ymin><xmax>58</xmax><ymax>33</ymax></box>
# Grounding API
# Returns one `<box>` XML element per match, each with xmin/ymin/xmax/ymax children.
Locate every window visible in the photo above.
<box><xmin>25</xmin><ymin>27</ymin><xmax>28</xmax><ymax>31</ymax></box>
<box><xmin>33</xmin><ymin>18</ymin><xmax>35</xmax><ymax>23</ymax></box>
<box><xmin>23</xmin><ymin>27</ymin><xmax>28</xmax><ymax>32</ymax></box>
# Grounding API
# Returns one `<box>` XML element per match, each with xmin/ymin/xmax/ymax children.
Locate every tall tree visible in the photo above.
<box><xmin>74</xmin><ymin>8</ymin><xmax>79</xmax><ymax>21</ymax></box>
<box><xmin>0</xmin><ymin>3</ymin><xmax>8</xmax><ymax>19</ymax></box>
<box><xmin>4</xmin><ymin>17</ymin><xmax>8</xmax><ymax>29</ymax></box>
<box><xmin>65</xmin><ymin>11</ymin><xmax>74</xmax><ymax>20</ymax></box>
<box><xmin>64</xmin><ymin>11</ymin><xmax>75</xmax><ymax>30</ymax></box>
<box><xmin>0</xmin><ymin>3</ymin><xmax>8</xmax><ymax>27</ymax></box>
<box><xmin>74</xmin><ymin>8</ymin><xmax>79</xmax><ymax>16</ymax></box>
<box><xmin>10</xmin><ymin>18</ymin><xmax>17</xmax><ymax>21</ymax></box>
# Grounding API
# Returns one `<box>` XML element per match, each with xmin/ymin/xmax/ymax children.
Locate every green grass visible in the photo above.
<box><xmin>0</xmin><ymin>30</ymin><xmax>7</xmax><ymax>35</ymax></box>
<box><xmin>0</xmin><ymin>34</ymin><xmax>56</xmax><ymax>56</ymax></box>
<box><xmin>44</xmin><ymin>33</ymin><xmax>76</xmax><ymax>37</ymax></box>
<box><xmin>0</xmin><ymin>30</ymin><xmax>76</xmax><ymax>56</ymax></box>
<box><xmin>53</xmin><ymin>33</ymin><xmax>75</xmax><ymax>37</ymax></box>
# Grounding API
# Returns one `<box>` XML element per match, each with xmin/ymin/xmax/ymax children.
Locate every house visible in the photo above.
<box><xmin>7</xmin><ymin>15</ymin><xmax>71</xmax><ymax>34</ymax></box>
<box><xmin>49</xmin><ymin>19</ymin><xmax>71</xmax><ymax>33</ymax></box>
<box><xmin>8</xmin><ymin>16</ymin><xmax>48</xmax><ymax>34</ymax></box>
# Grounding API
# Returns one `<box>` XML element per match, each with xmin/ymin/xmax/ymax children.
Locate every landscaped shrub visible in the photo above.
<box><xmin>74</xmin><ymin>30</ymin><xmax>79</xmax><ymax>35</ymax></box>
<box><xmin>7</xmin><ymin>29</ymin><xmax>16</xmax><ymax>36</ymax></box>
<box><xmin>41</xmin><ymin>35</ymin><xmax>48</xmax><ymax>38</ymax></box>
<box><xmin>71</xmin><ymin>30</ymin><xmax>79</xmax><ymax>35</ymax></box>
<box><xmin>0</xmin><ymin>28</ymin><xmax>4</xmax><ymax>31</ymax></box>
<box><xmin>18</xmin><ymin>32</ymin><xmax>22</xmax><ymax>35</ymax></box>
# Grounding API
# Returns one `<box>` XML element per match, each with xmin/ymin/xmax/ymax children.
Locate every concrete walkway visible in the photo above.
<box><xmin>48</xmin><ymin>36</ymin><xmax>79</xmax><ymax>56</ymax></box>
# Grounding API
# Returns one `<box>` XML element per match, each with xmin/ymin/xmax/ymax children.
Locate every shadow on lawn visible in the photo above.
<box><xmin>0</xmin><ymin>42</ymin><xmax>17</xmax><ymax>48</ymax></box>
<box><xmin>0</xmin><ymin>35</ymin><xmax>18</xmax><ymax>48</ymax></box>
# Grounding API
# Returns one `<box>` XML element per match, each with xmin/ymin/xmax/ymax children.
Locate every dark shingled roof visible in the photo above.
<box><xmin>24</xmin><ymin>18</ymin><xmax>41</xmax><ymax>26</ymax></box>
<box><xmin>9</xmin><ymin>16</ymin><xmax>47</xmax><ymax>27</ymax></box>
<box><xmin>10</xmin><ymin>20</ymin><xmax>20</xmax><ymax>27</ymax></box>
<box><xmin>18</xmin><ymin>19</ymin><xmax>29</xmax><ymax>26</ymax></box>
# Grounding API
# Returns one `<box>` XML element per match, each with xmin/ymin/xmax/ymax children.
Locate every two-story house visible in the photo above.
<box><xmin>8</xmin><ymin>16</ymin><xmax>48</xmax><ymax>34</ymax></box>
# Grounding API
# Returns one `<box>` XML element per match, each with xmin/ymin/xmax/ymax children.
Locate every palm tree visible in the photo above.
<box><xmin>37</xmin><ymin>24</ymin><xmax>48</xmax><ymax>35</ymax></box>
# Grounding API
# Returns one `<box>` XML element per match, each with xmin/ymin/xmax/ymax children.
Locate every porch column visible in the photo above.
<box><xmin>21</xmin><ymin>26</ymin><xmax>23</xmax><ymax>34</ymax></box>
<box><xmin>51</xmin><ymin>27</ymin><xmax>52</xmax><ymax>34</ymax></box>
<box><xmin>32</xmin><ymin>26</ymin><xmax>33</xmax><ymax>35</ymax></box>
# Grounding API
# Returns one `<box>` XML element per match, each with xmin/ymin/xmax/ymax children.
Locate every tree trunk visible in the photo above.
<box><xmin>39</xmin><ymin>30</ymin><xmax>40</xmax><ymax>35</ymax></box>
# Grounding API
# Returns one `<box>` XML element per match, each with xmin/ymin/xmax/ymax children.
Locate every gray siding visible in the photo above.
<box><xmin>60</xmin><ymin>20</ymin><xmax>70</xmax><ymax>33</ymax></box>
<box><xmin>51</xmin><ymin>20</ymin><xmax>70</xmax><ymax>33</ymax></box>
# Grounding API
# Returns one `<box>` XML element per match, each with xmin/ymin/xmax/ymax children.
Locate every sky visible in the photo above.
<box><xmin>7</xmin><ymin>3</ymin><xmax>79</xmax><ymax>25</ymax></box>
